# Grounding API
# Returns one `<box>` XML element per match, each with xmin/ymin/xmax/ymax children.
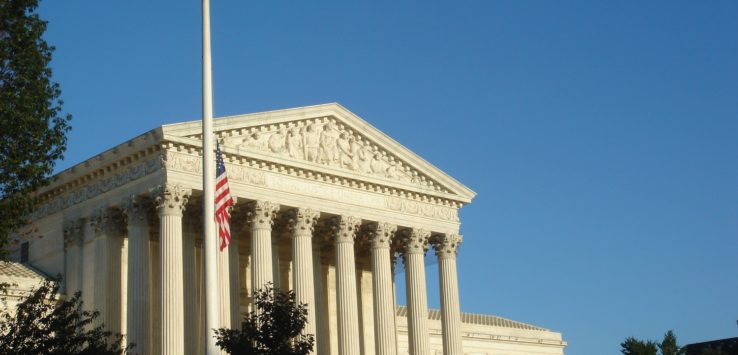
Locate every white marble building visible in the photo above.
<box><xmin>4</xmin><ymin>104</ymin><xmax>567</xmax><ymax>355</ymax></box>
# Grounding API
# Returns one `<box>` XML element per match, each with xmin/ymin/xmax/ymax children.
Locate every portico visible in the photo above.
<box><xmin>61</xmin><ymin>189</ymin><xmax>465</xmax><ymax>355</ymax></box>
<box><xmin>14</xmin><ymin>104</ymin><xmax>567</xmax><ymax>355</ymax></box>
<box><xmin>42</xmin><ymin>104</ymin><xmax>469</xmax><ymax>355</ymax></box>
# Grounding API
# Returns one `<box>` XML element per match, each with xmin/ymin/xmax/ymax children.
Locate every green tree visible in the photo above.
<box><xmin>0</xmin><ymin>0</ymin><xmax>72</xmax><ymax>257</ymax></box>
<box><xmin>622</xmin><ymin>330</ymin><xmax>686</xmax><ymax>355</ymax></box>
<box><xmin>215</xmin><ymin>283</ymin><xmax>314</xmax><ymax>355</ymax></box>
<box><xmin>0</xmin><ymin>278</ymin><xmax>131</xmax><ymax>355</ymax></box>
<box><xmin>659</xmin><ymin>330</ymin><xmax>684</xmax><ymax>355</ymax></box>
<box><xmin>622</xmin><ymin>337</ymin><xmax>659</xmax><ymax>355</ymax></box>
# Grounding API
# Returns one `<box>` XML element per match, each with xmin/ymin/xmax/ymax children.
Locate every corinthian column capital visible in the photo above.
<box><xmin>90</xmin><ymin>208</ymin><xmax>125</xmax><ymax>237</ymax></box>
<box><xmin>246</xmin><ymin>200</ymin><xmax>280</xmax><ymax>230</ymax></box>
<box><xmin>63</xmin><ymin>219</ymin><xmax>84</xmax><ymax>249</ymax></box>
<box><xmin>121</xmin><ymin>195</ymin><xmax>151</xmax><ymax>225</ymax></box>
<box><xmin>287</xmin><ymin>208</ymin><xmax>320</xmax><ymax>234</ymax></box>
<box><xmin>431</xmin><ymin>234</ymin><xmax>463</xmax><ymax>259</ymax></box>
<box><xmin>329</xmin><ymin>215</ymin><xmax>362</xmax><ymax>244</ymax></box>
<box><xmin>365</xmin><ymin>222</ymin><xmax>397</xmax><ymax>250</ymax></box>
<box><xmin>399</xmin><ymin>228</ymin><xmax>430</xmax><ymax>255</ymax></box>
<box><xmin>152</xmin><ymin>184</ymin><xmax>191</xmax><ymax>217</ymax></box>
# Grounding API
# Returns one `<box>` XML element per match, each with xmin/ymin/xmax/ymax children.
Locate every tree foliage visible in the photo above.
<box><xmin>621</xmin><ymin>330</ymin><xmax>685</xmax><ymax>355</ymax></box>
<box><xmin>622</xmin><ymin>337</ymin><xmax>659</xmax><ymax>355</ymax></box>
<box><xmin>215</xmin><ymin>283</ymin><xmax>314</xmax><ymax>355</ymax></box>
<box><xmin>0</xmin><ymin>278</ymin><xmax>130</xmax><ymax>355</ymax></box>
<box><xmin>660</xmin><ymin>330</ymin><xmax>685</xmax><ymax>355</ymax></box>
<box><xmin>0</xmin><ymin>0</ymin><xmax>72</xmax><ymax>256</ymax></box>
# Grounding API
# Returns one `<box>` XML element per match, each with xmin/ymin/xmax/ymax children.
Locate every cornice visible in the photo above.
<box><xmin>30</xmin><ymin>104</ymin><xmax>474</xmax><ymax>222</ymax></box>
<box><xmin>37</xmin><ymin>129</ymin><xmax>163</xmax><ymax>199</ymax></box>
<box><xmin>162</xmin><ymin>137</ymin><xmax>465</xmax><ymax>209</ymax></box>
<box><xmin>31</xmin><ymin>149</ymin><xmax>164</xmax><ymax>220</ymax></box>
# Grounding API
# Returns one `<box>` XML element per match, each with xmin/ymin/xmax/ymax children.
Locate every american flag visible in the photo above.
<box><xmin>215</xmin><ymin>143</ymin><xmax>234</xmax><ymax>251</ymax></box>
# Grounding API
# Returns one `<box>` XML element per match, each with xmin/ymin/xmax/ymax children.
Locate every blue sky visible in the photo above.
<box><xmin>39</xmin><ymin>1</ymin><xmax>738</xmax><ymax>354</ymax></box>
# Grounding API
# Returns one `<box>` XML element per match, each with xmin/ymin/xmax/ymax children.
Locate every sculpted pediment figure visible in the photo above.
<box><xmin>160</xmin><ymin>103</ymin><xmax>474</xmax><ymax>202</ymax></box>
<box><xmin>29</xmin><ymin>103</ymin><xmax>474</xmax><ymax>222</ymax></box>
<box><xmin>223</xmin><ymin>118</ymin><xmax>404</xmax><ymax>180</ymax></box>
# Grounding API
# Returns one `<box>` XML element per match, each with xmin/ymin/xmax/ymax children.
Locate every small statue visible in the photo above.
<box><xmin>319</xmin><ymin>122</ymin><xmax>340</xmax><ymax>166</ymax></box>
<box><xmin>386</xmin><ymin>159</ymin><xmax>399</xmax><ymax>179</ymax></box>
<box><xmin>286</xmin><ymin>127</ymin><xmax>303</xmax><ymax>159</ymax></box>
<box><xmin>357</xmin><ymin>140</ymin><xmax>373</xmax><ymax>174</ymax></box>
<box><xmin>337</xmin><ymin>131</ymin><xmax>353</xmax><ymax>169</ymax></box>
<box><xmin>303</xmin><ymin>123</ymin><xmax>320</xmax><ymax>163</ymax></box>
<box><xmin>349</xmin><ymin>136</ymin><xmax>363</xmax><ymax>171</ymax></box>
<box><xmin>370</xmin><ymin>152</ymin><xmax>388</xmax><ymax>177</ymax></box>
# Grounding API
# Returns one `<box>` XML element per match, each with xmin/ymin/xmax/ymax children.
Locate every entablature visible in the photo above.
<box><xmin>161</xmin><ymin>137</ymin><xmax>465</xmax><ymax>208</ymax></box>
<box><xmin>30</xmin><ymin>103</ymin><xmax>475</xmax><ymax>226</ymax></box>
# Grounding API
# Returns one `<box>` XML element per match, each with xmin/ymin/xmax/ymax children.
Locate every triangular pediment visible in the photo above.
<box><xmin>161</xmin><ymin>103</ymin><xmax>475</xmax><ymax>203</ymax></box>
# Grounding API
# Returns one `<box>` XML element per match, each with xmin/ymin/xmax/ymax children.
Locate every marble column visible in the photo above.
<box><xmin>312</xmin><ymin>244</ymin><xmax>330</xmax><ymax>355</ymax></box>
<box><xmin>228</xmin><ymin>232</ymin><xmax>242</xmax><ymax>328</ymax></box>
<box><xmin>195</xmin><ymin>239</ymin><xmax>205</xmax><ymax>355</ymax></box>
<box><xmin>325</xmin><ymin>256</ymin><xmax>339</xmax><ymax>354</ymax></box>
<box><xmin>331</xmin><ymin>215</ymin><xmax>362</xmax><ymax>355</ymax></box>
<box><xmin>122</xmin><ymin>196</ymin><xmax>152</xmax><ymax>355</ymax></box>
<box><xmin>432</xmin><ymin>234</ymin><xmax>464</xmax><ymax>355</ymax></box>
<box><xmin>366</xmin><ymin>222</ymin><xmax>398</xmax><ymax>355</ymax></box>
<box><xmin>89</xmin><ymin>212</ymin><xmax>108</xmax><ymax>327</ymax></box>
<box><xmin>400</xmin><ymin>228</ymin><xmax>431</xmax><ymax>355</ymax></box>
<box><xmin>149</xmin><ymin>237</ymin><xmax>161</xmax><ymax>352</ymax></box>
<box><xmin>153</xmin><ymin>184</ymin><xmax>191</xmax><ymax>355</ymax></box>
<box><xmin>62</xmin><ymin>219</ymin><xmax>84</xmax><ymax>296</ymax></box>
<box><xmin>288</xmin><ymin>208</ymin><xmax>320</xmax><ymax>338</ymax></box>
<box><xmin>357</xmin><ymin>259</ymin><xmax>375</xmax><ymax>355</ymax></box>
<box><xmin>81</xmin><ymin>220</ymin><xmax>96</xmax><ymax>314</ymax></box>
<box><xmin>247</xmin><ymin>200</ymin><xmax>280</xmax><ymax>292</ymax></box>
<box><xmin>271</xmin><ymin>232</ymin><xmax>281</xmax><ymax>290</ymax></box>
<box><xmin>183</xmin><ymin>203</ymin><xmax>201</xmax><ymax>354</ymax></box>
<box><xmin>390</xmin><ymin>250</ymin><xmax>400</xmax><ymax>355</ymax></box>
<box><xmin>90</xmin><ymin>208</ymin><xmax>124</xmax><ymax>335</ymax></box>
<box><xmin>120</xmin><ymin>236</ymin><xmax>128</xmax><ymax>344</ymax></box>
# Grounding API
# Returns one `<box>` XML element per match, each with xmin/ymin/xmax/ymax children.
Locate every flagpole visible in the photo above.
<box><xmin>202</xmin><ymin>0</ymin><xmax>220</xmax><ymax>354</ymax></box>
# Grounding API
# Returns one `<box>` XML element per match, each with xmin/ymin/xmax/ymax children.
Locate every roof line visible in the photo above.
<box><xmin>395</xmin><ymin>305</ymin><xmax>549</xmax><ymax>331</ymax></box>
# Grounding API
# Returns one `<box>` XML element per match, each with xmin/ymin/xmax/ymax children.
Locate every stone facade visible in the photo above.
<box><xmin>3</xmin><ymin>104</ymin><xmax>567</xmax><ymax>354</ymax></box>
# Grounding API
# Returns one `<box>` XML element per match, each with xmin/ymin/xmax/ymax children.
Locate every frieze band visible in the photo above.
<box><xmin>212</xmin><ymin>116</ymin><xmax>443</xmax><ymax>192</ymax></box>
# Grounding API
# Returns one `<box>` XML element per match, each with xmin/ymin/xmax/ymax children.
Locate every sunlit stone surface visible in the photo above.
<box><xmin>2</xmin><ymin>104</ymin><xmax>567</xmax><ymax>355</ymax></box>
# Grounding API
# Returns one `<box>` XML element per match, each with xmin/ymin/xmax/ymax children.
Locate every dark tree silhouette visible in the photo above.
<box><xmin>622</xmin><ymin>337</ymin><xmax>659</xmax><ymax>355</ymax></box>
<box><xmin>659</xmin><ymin>330</ymin><xmax>685</xmax><ymax>355</ymax></box>
<box><xmin>621</xmin><ymin>330</ymin><xmax>685</xmax><ymax>355</ymax></box>
<box><xmin>0</xmin><ymin>0</ymin><xmax>72</xmax><ymax>258</ymax></box>
<box><xmin>0</xmin><ymin>278</ymin><xmax>131</xmax><ymax>355</ymax></box>
<box><xmin>215</xmin><ymin>283</ymin><xmax>314</xmax><ymax>355</ymax></box>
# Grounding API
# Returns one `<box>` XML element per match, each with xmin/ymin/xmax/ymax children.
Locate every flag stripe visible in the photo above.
<box><xmin>214</xmin><ymin>143</ymin><xmax>234</xmax><ymax>251</ymax></box>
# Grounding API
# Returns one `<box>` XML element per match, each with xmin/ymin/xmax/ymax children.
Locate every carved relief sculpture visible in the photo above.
<box><xmin>303</xmin><ymin>123</ymin><xmax>320</xmax><ymax>163</ymax></box>
<box><xmin>286</xmin><ymin>127</ymin><xmax>303</xmax><ymax>159</ymax></box>
<box><xmin>208</xmin><ymin>116</ymin><xmax>443</xmax><ymax>191</ymax></box>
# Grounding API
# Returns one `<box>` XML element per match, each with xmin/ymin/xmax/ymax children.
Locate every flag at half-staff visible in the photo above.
<box><xmin>215</xmin><ymin>142</ymin><xmax>234</xmax><ymax>251</ymax></box>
